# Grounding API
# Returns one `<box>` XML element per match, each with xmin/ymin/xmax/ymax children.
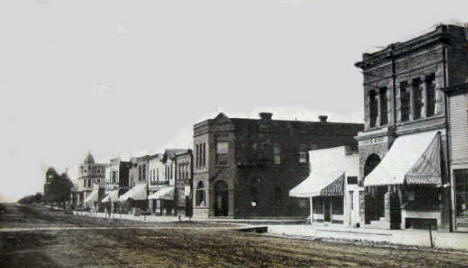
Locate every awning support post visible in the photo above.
<box><xmin>309</xmin><ymin>196</ymin><xmax>313</xmax><ymax>224</ymax></box>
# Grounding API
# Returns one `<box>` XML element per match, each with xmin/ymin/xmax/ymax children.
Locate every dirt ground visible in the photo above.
<box><xmin>1</xmin><ymin>204</ymin><xmax>468</xmax><ymax>267</ymax></box>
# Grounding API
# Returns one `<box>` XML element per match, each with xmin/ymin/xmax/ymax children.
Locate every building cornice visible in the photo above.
<box><xmin>356</xmin><ymin>25</ymin><xmax>452</xmax><ymax>70</ymax></box>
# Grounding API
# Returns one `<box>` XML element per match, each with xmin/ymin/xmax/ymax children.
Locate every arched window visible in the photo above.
<box><xmin>364</xmin><ymin>154</ymin><xmax>381</xmax><ymax>177</ymax></box>
<box><xmin>196</xmin><ymin>181</ymin><xmax>206</xmax><ymax>206</ymax></box>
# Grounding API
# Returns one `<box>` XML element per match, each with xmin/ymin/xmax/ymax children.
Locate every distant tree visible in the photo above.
<box><xmin>18</xmin><ymin>193</ymin><xmax>42</xmax><ymax>204</ymax></box>
<box><xmin>44</xmin><ymin>167</ymin><xmax>73</xmax><ymax>209</ymax></box>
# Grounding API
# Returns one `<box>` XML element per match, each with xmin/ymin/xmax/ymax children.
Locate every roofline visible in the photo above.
<box><xmin>355</xmin><ymin>24</ymin><xmax>462</xmax><ymax>69</ymax></box>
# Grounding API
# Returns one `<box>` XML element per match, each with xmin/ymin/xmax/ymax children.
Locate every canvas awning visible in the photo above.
<box><xmin>118</xmin><ymin>184</ymin><xmax>147</xmax><ymax>202</ymax></box>
<box><xmin>290</xmin><ymin>146</ymin><xmax>346</xmax><ymax>198</ymax></box>
<box><xmin>84</xmin><ymin>188</ymin><xmax>99</xmax><ymax>205</ymax></box>
<box><xmin>364</xmin><ymin>131</ymin><xmax>441</xmax><ymax>187</ymax></box>
<box><xmin>148</xmin><ymin>186</ymin><xmax>174</xmax><ymax>200</ymax></box>
<box><xmin>101</xmin><ymin>190</ymin><xmax>119</xmax><ymax>203</ymax></box>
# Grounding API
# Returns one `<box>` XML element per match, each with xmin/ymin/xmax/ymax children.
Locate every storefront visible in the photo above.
<box><xmin>118</xmin><ymin>183</ymin><xmax>148</xmax><ymax>215</ymax></box>
<box><xmin>148</xmin><ymin>186</ymin><xmax>175</xmax><ymax>216</ymax></box>
<box><xmin>363</xmin><ymin>131</ymin><xmax>448</xmax><ymax>230</ymax></box>
<box><xmin>101</xmin><ymin>190</ymin><xmax>119</xmax><ymax>213</ymax></box>
<box><xmin>290</xmin><ymin>146</ymin><xmax>359</xmax><ymax>225</ymax></box>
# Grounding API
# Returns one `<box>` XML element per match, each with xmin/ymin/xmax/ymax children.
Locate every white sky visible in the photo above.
<box><xmin>1</xmin><ymin>0</ymin><xmax>467</xmax><ymax>201</ymax></box>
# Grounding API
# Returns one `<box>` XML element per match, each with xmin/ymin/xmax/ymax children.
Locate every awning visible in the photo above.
<box><xmin>290</xmin><ymin>146</ymin><xmax>346</xmax><ymax>197</ymax></box>
<box><xmin>84</xmin><ymin>188</ymin><xmax>99</xmax><ymax>204</ymax></box>
<box><xmin>102</xmin><ymin>190</ymin><xmax>119</xmax><ymax>203</ymax></box>
<box><xmin>148</xmin><ymin>186</ymin><xmax>174</xmax><ymax>200</ymax></box>
<box><xmin>118</xmin><ymin>184</ymin><xmax>147</xmax><ymax>202</ymax></box>
<box><xmin>364</xmin><ymin>131</ymin><xmax>441</xmax><ymax>187</ymax></box>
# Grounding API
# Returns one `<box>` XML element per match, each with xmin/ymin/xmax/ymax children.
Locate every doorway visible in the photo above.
<box><xmin>214</xmin><ymin>180</ymin><xmax>229</xmax><ymax>216</ymax></box>
<box><xmin>324</xmin><ymin>199</ymin><xmax>331</xmax><ymax>222</ymax></box>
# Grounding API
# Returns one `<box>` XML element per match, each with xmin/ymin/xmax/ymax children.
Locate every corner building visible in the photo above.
<box><xmin>355</xmin><ymin>24</ymin><xmax>468</xmax><ymax>231</ymax></box>
<box><xmin>192</xmin><ymin>112</ymin><xmax>363</xmax><ymax>218</ymax></box>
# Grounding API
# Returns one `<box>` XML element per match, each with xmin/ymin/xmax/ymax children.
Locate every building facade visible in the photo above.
<box><xmin>103</xmin><ymin>157</ymin><xmax>131</xmax><ymax>212</ymax></box>
<box><xmin>355</xmin><ymin>24</ymin><xmax>468</xmax><ymax>231</ymax></box>
<box><xmin>147</xmin><ymin>153</ymin><xmax>167</xmax><ymax>214</ymax></box>
<box><xmin>119</xmin><ymin>155</ymin><xmax>149</xmax><ymax>214</ymax></box>
<box><xmin>73</xmin><ymin>153</ymin><xmax>106</xmax><ymax>209</ymax></box>
<box><xmin>192</xmin><ymin>112</ymin><xmax>363</xmax><ymax>218</ymax></box>
<box><xmin>173</xmin><ymin>149</ymin><xmax>193</xmax><ymax>217</ymax></box>
<box><xmin>290</xmin><ymin>146</ymin><xmax>360</xmax><ymax>226</ymax></box>
<box><xmin>442</xmin><ymin>38</ymin><xmax>468</xmax><ymax>230</ymax></box>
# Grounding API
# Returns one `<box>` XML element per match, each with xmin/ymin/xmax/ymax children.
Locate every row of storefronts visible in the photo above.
<box><xmin>70</xmin><ymin>149</ymin><xmax>193</xmax><ymax>217</ymax></box>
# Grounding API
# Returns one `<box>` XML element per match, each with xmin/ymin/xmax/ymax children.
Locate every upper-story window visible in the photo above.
<box><xmin>216</xmin><ymin>142</ymin><xmax>228</xmax><ymax>165</ymax></box>
<box><xmin>369</xmin><ymin>90</ymin><xmax>378</xmax><ymax>128</ymax></box>
<box><xmin>299</xmin><ymin>144</ymin><xmax>308</xmax><ymax>163</ymax></box>
<box><xmin>202</xmin><ymin>143</ymin><xmax>206</xmax><ymax>167</ymax></box>
<box><xmin>380</xmin><ymin>87</ymin><xmax>388</xmax><ymax>126</ymax></box>
<box><xmin>400</xmin><ymin>81</ymin><xmax>410</xmax><ymax>122</ymax></box>
<box><xmin>195</xmin><ymin>143</ymin><xmax>206</xmax><ymax>169</ymax></box>
<box><xmin>273</xmin><ymin>143</ymin><xmax>281</xmax><ymax>164</ymax></box>
<box><xmin>196</xmin><ymin>144</ymin><xmax>200</xmax><ymax>168</ymax></box>
<box><xmin>426</xmin><ymin>74</ymin><xmax>436</xmax><ymax>117</ymax></box>
<box><xmin>412</xmin><ymin>78</ymin><xmax>422</xmax><ymax>120</ymax></box>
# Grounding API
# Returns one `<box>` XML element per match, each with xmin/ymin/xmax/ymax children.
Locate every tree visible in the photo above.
<box><xmin>44</xmin><ymin>167</ymin><xmax>73</xmax><ymax>209</ymax></box>
<box><xmin>18</xmin><ymin>193</ymin><xmax>43</xmax><ymax>204</ymax></box>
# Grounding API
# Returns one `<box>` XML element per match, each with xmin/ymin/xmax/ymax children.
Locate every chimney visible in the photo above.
<box><xmin>319</xmin><ymin>115</ymin><xmax>328</xmax><ymax>123</ymax></box>
<box><xmin>259</xmin><ymin>112</ymin><xmax>273</xmax><ymax>120</ymax></box>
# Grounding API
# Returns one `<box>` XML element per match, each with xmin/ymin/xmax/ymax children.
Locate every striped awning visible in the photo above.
<box><xmin>118</xmin><ymin>184</ymin><xmax>147</xmax><ymax>202</ymax></box>
<box><xmin>320</xmin><ymin>174</ymin><xmax>344</xmax><ymax>196</ymax></box>
<box><xmin>290</xmin><ymin>146</ymin><xmax>346</xmax><ymax>198</ymax></box>
<box><xmin>364</xmin><ymin>131</ymin><xmax>441</xmax><ymax>187</ymax></box>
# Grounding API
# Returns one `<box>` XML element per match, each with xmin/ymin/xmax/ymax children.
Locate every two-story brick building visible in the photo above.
<box><xmin>192</xmin><ymin>112</ymin><xmax>363</xmax><ymax>218</ymax></box>
<box><xmin>355</xmin><ymin>24</ymin><xmax>468</xmax><ymax>231</ymax></box>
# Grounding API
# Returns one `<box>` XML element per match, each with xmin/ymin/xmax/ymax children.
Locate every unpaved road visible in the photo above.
<box><xmin>1</xmin><ymin>204</ymin><xmax>468</xmax><ymax>267</ymax></box>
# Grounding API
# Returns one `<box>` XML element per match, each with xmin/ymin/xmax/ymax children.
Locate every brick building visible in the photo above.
<box><xmin>172</xmin><ymin>149</ymin><xmax>193</xmax><ymax>217</ymax></box>
<box><xmin>192</xmin><ymin>112</ymin><xmax>363</xmax><ymax>218</ymax></box>
<box><xmin>355</xmin><ymin>24</ymin><xmax>468</xmax><ymax>231</ymax></box>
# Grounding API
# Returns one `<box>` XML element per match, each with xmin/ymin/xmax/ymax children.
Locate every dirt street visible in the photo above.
<box><xmin>1</xmin><ymin>204</ymin><xmax>468</xmax><ymax>267</ymax></box>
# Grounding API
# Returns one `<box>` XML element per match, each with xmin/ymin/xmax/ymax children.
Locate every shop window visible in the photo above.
<box><xmin>380</xmin><ymin>87</ymin><xmax>388</xmax><ymax>125</ymax></box>
<box><xmin>332</xmin><ymin>197</ymin><xmax>344</xmax><ymax>215</ymax></box>
<box><xmin>455</xmin><ymin>169</ymin><xmax>468</xmax><ymax>217</ymax></box>
<box><xmin>216</xmin><ymin>142</ymin><xmax>228</xmax><ymax>165</ymax></box>
<box><xmin>400</xmin><ymin>81</ymin><xmax>410</xmax><ymax>122</ymax></box>
<box><xmin>313</xmin><ymin>197</ymin><xmax>323</xmax><ymax>213</ymax></box>
<box><xmin>369</xmin><ymin>90</ymin><xmax>378</xmax><ymax>128</ymax></box>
